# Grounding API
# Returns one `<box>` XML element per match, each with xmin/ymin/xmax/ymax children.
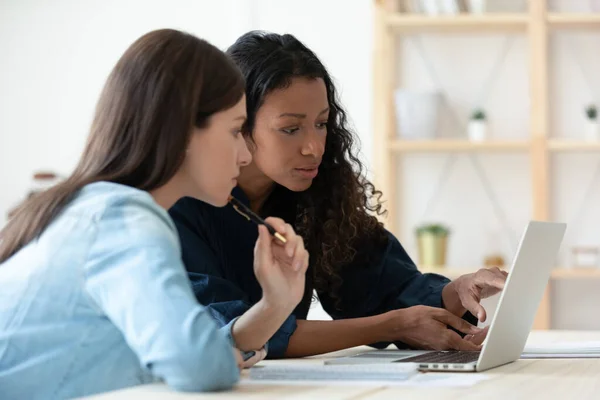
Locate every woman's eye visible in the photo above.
<box><xmin>280</xmin><ymin>127</ymin><xmax>299</xmax><ymax>134</ymax></box>
<box><xmin>231</xmin><ymin>127</ymin><xmax>243</xmax><ymax>137</ymax></box>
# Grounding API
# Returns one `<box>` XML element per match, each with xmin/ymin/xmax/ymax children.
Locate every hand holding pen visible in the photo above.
<box><xmin>228</xmin><ymin>195</ymin><xmax>309</xmax><ymax>307</ymax></box>
<box><xmin>229</xmin><ymin>195</ymin><xmax>287</xmax><ymax>243</ymax></box>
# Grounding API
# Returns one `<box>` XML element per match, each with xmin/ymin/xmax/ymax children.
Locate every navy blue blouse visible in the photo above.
<box><xmin>169</xmin><ymin>187</ymin><xmax>474</xmax><ymax>358</ymax></box>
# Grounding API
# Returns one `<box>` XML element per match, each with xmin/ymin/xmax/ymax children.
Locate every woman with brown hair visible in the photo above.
<box><xmin>0</xmin><ymin>29</ymin><xmax>308</xmax><ymax>398</ymax></box>
<box><xmin>169</xmin><ymin>31</ymin><xmax>506</xmax><ymax>359</ymax></box>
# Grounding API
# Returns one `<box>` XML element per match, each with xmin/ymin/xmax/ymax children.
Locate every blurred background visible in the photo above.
<box><xmin>2</xmin><ymin>0</ymin><xmax>600</xmax><ymax>329</ymax></box>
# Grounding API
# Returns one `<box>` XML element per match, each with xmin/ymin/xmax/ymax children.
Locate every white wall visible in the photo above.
<box><xmin>0</xmin><ymin>0</ymin><xmax>243</xmax><ymax>224</ymax></box>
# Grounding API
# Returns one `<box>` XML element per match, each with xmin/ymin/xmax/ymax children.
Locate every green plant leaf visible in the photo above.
<box><xmin>586</xmin><ymin>104</ymin><xmax>597</xmax><ymax>120</ymax></box>
<box><xmin>471</xmin><ymin>109</ymin><xmax>486</xmax><ymax>120</ymax></box>
<box><xmin>415</xmin><ymin>223</ymin><xmax>451</xmax><ymax>237</ymax></box>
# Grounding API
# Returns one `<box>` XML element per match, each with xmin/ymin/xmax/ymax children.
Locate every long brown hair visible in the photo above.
<box><xmin>227</xmin><ymin>31</ymin><xmax>388</xmax><ymax>309</ymax></box>
<box><xmin>0</xmin><ymin>29</ymin><xmax>244</xmax><ymax>263</ymax></box>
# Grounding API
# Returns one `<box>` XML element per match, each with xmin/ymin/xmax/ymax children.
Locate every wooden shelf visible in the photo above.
<box><xmin>373</xmin><ymin>0</ymin><xmax>596</xmax><ymax>330</ymax></box>
<box><xmin>390</xmin><ymin>139</ymin><xmax>530</xmax><ymax>153</ymax></box>
<box><xmin>385</xmin><ymin>14</ymin><xmax>529</xmax><ymax>32</ymax></box>
<box><xmin>384</xmin><ymin>12</ymin><xmax>600</xmax><ymax>32</ymax></box>
<box><xmin>421</xmin><ymin>267</ymin><xmax>600</xmax><ymax>280</ymax></box>
<box><xmin>548</xmin><ymin>140</ymin><xmax>600</xmax><ymax>152</ymax></box>
<box><xmin>548</xmin><ymin>13</ymin><xmax>600</xmax><ymax>29</ymax></box>
<box><xmin>551</xmin><ymin>268</ymin><xmax>600</xmax><ymax>279</ymax></box>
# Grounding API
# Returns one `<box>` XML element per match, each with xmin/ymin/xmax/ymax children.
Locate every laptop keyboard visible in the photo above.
<box><xmin>396</xmin><ymin>351</ymin><xmax>481</xmax><ymax>364</ymax></box>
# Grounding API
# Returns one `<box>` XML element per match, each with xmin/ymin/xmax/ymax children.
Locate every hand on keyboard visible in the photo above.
<box><xmin>383</xmin><ymin>305</ymin><xmax>483</xmax><ymax>351</ymax></box>
<box><xmin>464</xmin><ymin>325</ymin><xmax>489</xmax><ymax>346</ymax></box>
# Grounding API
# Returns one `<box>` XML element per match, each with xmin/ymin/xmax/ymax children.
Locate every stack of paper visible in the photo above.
<box><xmin>247</xmin><ymin>363</ymin><xmax>489</xmax><ymax>388</ymax></box>
<box><xmin>249</xmin><ymin>363</ymin><xmax>417</xmax><ymax>382</ymax></box>
<box><xmin>522</xmin><ymin>341</ymin><xmax>600</xmax><ymax>359</ymax></box>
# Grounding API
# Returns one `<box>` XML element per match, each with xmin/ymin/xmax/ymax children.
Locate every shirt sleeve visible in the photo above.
<box><xmin>83</xmin><ymin>195</ymin><xmax>239</xmax><ymax>392</ymax></box>
<box><xmin>169</xmin><ymin>198</ymin><xmax>296</xmax><ymax>358</ymax></box>
<box><xmin>317</xmin><ymin>231</ymin><xmax>477</xmax><ymax>349</ymax></box>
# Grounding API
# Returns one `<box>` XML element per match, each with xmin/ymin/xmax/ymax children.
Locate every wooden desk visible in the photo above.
<box><xmin>85</xmin><ymin>331</ymin><xmax>600</xmax><ymax>400</ymax></box>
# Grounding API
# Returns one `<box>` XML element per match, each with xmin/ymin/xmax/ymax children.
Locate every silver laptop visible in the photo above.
<box><xmin>327</xmin><ymin>221</ymin><xmax>566</xmax><ymax>372</ymax></box>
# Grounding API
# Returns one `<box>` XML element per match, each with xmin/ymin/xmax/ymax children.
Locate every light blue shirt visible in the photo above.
<box><xmin>0</xmin><ymin>182</ymin><xmax>240</xmax><ymax>399</ymax></box>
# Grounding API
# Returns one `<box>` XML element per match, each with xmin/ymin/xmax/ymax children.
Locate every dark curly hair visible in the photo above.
<box><xmin>227</xmin><ymin>31</ymin><xmax>388</xmax><ymax>308</ymax></box>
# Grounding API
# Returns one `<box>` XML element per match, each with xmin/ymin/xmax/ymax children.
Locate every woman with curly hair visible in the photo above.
<box><xmin>169</xmin><ymin>31</ymin><xmax>507</xmax><ymax>358</ymax></box>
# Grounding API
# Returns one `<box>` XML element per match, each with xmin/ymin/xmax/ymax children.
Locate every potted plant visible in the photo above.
<box><xmin>468</xmin><ymin>108</ymin><xmax>487</xmax><ymax>141</ymax></box>
<box><xmin>584</xmin><ymin>104</ymin><xmax>599</xmax><ymax>141</ymax></box>
<box><xmin>415</xmin><ymin>223</ymin><xmax>450</xmax><ymax>267</ymax></box>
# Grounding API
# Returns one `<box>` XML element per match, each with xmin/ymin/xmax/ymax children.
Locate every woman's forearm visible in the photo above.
<box><xmin>284</xmin><ymin>314</ymin><xmax>391</xmax><ymax>358</ymax></box>
<box><xmin>231</xmin><ymin>298</ymin><xmax>294</xmax><ymax>351</ymax></box>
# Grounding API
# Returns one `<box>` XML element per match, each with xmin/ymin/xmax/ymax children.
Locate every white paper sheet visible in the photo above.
<box><xmin>524</xmin><ymin>341</ymin><xmax>600</xmax><ymax>354</ymax></box>
<box><xmin>521</xmin><ymin>341</ymin><xmax>600</xmax><ymax>359</ymax></box>
<box><xmin>247</xmin><ymin>364</ymin><xmax>489</xmax><ymax>388</ymax></box>
<box><xmin>521</xmin><ymin>353</ymin><xmax>600</xmax><ymax>359</ymax></box>
<box><xmin>249</xmin><ymin>363</ymin><xmax>417</xmax><ymax>382</ymax></box>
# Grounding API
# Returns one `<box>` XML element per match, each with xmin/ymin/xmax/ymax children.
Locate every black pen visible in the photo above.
<box><xmin>228</xmin><ymin>195</ymin><xmax>287</xmax><ymax>243</ymax></box>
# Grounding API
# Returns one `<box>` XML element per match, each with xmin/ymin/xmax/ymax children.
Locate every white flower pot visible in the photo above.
<box><xmin>421</xmin><ymin>0</ymin><xmax>440</xmax><ymax>15</ymax></box>
<box><xmin>585</xmin><ymin>120</ymin><xmax>600</xmax><ymax>141</ymax></box>
<box><xmin>484</xmin><ymin>0</ymin><xmax>525</xmax><ymax>13</ymax></box>
<box><xmin>468</xmin><ymin>120</ymin><xmax>487</xmax><ymax>141</ymax></box>
<box><xmin>439</xmin><ymin>0</ymin><xmax>459</xmax><ymax>15</ymax></box>
<box><xmin>394</xmin><ymin>89</ymin><xmax>441</xmax><ymax>140</ymax></box>
<box><xmin>468</xmin><ymin>0</ymin><xmax>486</xmax><ymax>14</ymax></box>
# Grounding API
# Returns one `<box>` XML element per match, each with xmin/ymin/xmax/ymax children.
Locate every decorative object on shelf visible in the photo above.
<box><xmin>484</xmin><ymin>254</ymin><xmax>505</xmax><ymax>268</ymax></box>
<box><xmin>584</xmin><ymin>104</ymin><xmax>599</xmax><ymax>141</ymax></box>
<box><xmin>468</xmin><ymin>0</ymin><xmax>486</xmax><ymax>14</ymax></box>
<box><xmin>420</xmin><ymin>0</ymin><xmax>440</xmax><ymax>15</ymax></box>
<box><xmin>456</xmin><ymin>0</ymin><xmax>469</xmax><ymax>13</ymax></box>
<box><xmin>484</xmin><ymin>0</ymin><xmax>525</xmax><ymax>13</ymax></box>
<box><xmin>415</xmin><ymin>223</ymin><xmax>450</xmax><ymax>267</ymax></box>
<box><xmin>438</xmin><ymin>0</ymin><xmax>459</xmax><ymax>15</ymax></box>
<box><xmin>483</xmin><ymin>224</ymin><xmax>506</xmax><ymax>269</ymax></box>
<box><xmin>28</xmin><ymin>172</ymin><xmax>62</xmax><ymax>196</ymax></box>
<box><xmin>467</xmin><ymin>108</ymin><xmax>487</xmax><ymax>141</ymax></box>
<box><xmin>401</xmin><ymin>0</ymin><xmax>422</xmax><ymax>13</ymax></box>
<box><xmin>7</xmin><ymin>171</ymin><xmax>62</xmax><ymax>218</ymax></box>
<box><xmin>394</xmin><ymin>89</ymin><xmax>441</xmax><ymax>140</ymax></box>
<box><xmin>570</xmin><ymin>246</ymin><xmax>600</xmax><ymax>269</ymax></box>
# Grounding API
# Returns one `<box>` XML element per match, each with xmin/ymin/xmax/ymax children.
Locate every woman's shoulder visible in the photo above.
<box><xmin>74</xmin><ymin>181</ymin><xmax>177</xmax><ymax>243</ymax></box>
